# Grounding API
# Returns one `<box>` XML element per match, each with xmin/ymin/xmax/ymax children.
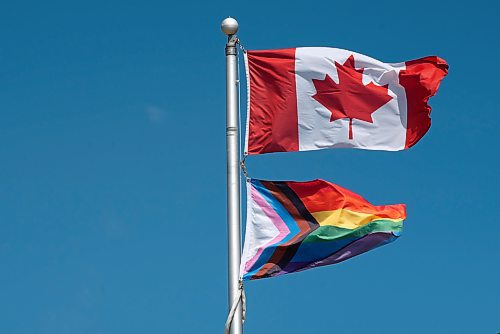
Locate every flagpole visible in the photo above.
<box><xmin>222</xmin><ymin>17</ymin><xmax>243</xmax><ymax>334</ymax></box>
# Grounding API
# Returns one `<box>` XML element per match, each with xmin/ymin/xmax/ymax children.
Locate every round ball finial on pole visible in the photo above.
<box><xmin>221</xmin><ymin>17</ymin><xmax>239</xmax><ymax>35</ymax></box>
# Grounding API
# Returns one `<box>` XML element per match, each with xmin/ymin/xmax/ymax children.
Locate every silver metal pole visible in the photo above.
<box><xmin>221</xmin><ymin>17</ymin><xmax>243</xmax><ymax>334</ymax></box>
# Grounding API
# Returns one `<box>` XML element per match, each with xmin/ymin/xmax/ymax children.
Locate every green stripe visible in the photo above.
<box><xmin>303</xmin><ymin>219</ymin><xmax>403</xmax><ymax>243</ymax></box>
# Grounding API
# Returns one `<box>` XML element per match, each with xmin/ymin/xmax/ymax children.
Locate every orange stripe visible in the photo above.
<box><xmin>287</xmin><ymin>179</ymin><xmax>406</xmax><ymax>216</ymax></box>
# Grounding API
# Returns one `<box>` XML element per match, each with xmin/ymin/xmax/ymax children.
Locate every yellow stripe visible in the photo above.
<box><xmin>311</xmin><ymin>209</ymin><xmax>403</xmax><ymax>230</ymax></box>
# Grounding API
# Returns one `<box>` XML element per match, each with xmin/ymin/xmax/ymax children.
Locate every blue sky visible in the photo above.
<box><xmin>1</xmin><ymin>1</ymin><xmax>498</xmax><ymax>333</ymax></box>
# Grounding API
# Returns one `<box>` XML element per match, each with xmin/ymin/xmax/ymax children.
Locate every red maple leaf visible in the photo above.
<box><xmin>312</xmin><ymin>55</ymin><xmax>393</xmax><ymax>139</ymax></box>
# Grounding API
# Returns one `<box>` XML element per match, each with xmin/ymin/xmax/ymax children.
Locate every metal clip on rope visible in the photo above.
<box><xmin>240</xmin><ymin>157</ymin><xmax>248</xmax><ymax>179</ymax></box>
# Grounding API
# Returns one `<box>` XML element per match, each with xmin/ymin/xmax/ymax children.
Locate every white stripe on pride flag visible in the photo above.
<box><xmin>245</xmin><ymin>47</ymin><xmax>448</xmax><ymax>155</ymax></box>
<box><xmin>295</xmin><ymin>47</ymin><xmax>407</xmax><ymax>151</ymax></box>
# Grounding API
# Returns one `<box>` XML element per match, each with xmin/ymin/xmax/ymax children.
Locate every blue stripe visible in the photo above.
<box><xmin>290</xmin><ymin>232</ymin><xmax>398</xmax><ymax>263</ymax></box>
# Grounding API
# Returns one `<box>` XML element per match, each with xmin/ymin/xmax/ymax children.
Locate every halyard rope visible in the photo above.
<box><xmin>224</xmin><ymin>280</ymin><xmax>246</xmax><ymax>334</ymax></box>
<box><xmin>237</xmin><ymin>41</ymin><xmax>243</xmax><ymax>163</ymax></box>
<box><xmin>237</xmin><ymin>42</ymin><xmax>250</xmax><ymax>180</ymax></box>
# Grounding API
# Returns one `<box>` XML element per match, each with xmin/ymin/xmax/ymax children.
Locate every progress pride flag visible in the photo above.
<box><xmin>244</xmin><ymin>47</ymin><xmax>448</xmax><ymax>155</ymax></box>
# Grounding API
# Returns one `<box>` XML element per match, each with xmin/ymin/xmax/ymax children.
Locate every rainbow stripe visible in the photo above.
<box><xmin>240</xmin><ymin>179</ymin><xmax>406</xmax><ymax>280</ymax></box>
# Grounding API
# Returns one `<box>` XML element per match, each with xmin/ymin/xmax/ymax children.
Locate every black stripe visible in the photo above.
<box><xmin>273</xmin><ymin>181</ymin><xmax>319</xmax><ymax>230</ymax></box>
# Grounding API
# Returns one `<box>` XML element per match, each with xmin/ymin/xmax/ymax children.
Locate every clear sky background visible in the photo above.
<box><xmin>1</xmin><ymin>1</ymin><xmax>498</xmax><ymax>333</ymax></box>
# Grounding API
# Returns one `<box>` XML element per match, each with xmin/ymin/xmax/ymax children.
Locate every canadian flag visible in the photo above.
<box><xmin>244</xmin><ymin>47</ymin><xmax>448</xmax><ymax>155</ymax></box>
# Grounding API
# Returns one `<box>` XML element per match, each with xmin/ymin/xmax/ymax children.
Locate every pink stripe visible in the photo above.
<box><xmin>243</xmin><ymin>185</ymin><xmax>290</xmax><ymax>273</ymax></box>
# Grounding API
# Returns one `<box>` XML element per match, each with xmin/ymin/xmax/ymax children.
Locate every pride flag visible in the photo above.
<box><xmin>240</xmin><ymin>179</ymin><xmax>406</xmax><ymax>280</ymax></box>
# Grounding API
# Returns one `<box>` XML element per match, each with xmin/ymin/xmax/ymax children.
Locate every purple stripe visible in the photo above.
<box><xmin>255</xmin><ymin>232</ymin><xmax>396</xmax><ymax>279</ymax></box>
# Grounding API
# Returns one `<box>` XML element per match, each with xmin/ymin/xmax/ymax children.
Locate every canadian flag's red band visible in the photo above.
<box><xmin>246</xmin><ymin>48</ymin><xmax>299</xmax><ymax>155</ymax></box>
<box><xmin>400</xmin><ymin>56</ymin><xmax>449</xmax><ymax>149</ymax></box>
